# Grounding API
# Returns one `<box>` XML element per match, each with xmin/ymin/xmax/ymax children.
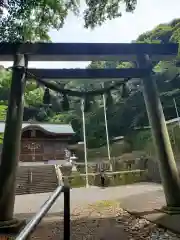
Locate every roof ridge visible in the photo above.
<box><xmin>25</xmin><ymin>123</ymin><xmax>71</xmax><ymax>126</ymax></box>
<box><xmin>0</xmin><ymin>121</ymin><xmax>71</xmax><ymax>126</ymax></box>
<box><xmin>0</xmin><ymin>121</ymin><xmax>74</xmax><ymax>134</ymax></box>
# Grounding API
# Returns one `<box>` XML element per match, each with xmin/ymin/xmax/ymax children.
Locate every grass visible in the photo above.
<box><xmin>88</xmin><ymin>200</ymin><xmax>120</xmax><ymax>210</ymax></box>
<box><xmin>64</xmin><ymin>170</ymin><xmax>147</xmax><ymax>188</ymax></box>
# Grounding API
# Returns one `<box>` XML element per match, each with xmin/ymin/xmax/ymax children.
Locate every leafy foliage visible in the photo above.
<box><xmin>0</xmin><ymin>0</ymin><xmax>137</xmax><ymax>41</ymax></box>
<box><xmin>1</xmin><ymin>17</ymin><xmax>180</xmax><ymax>150</ymax></box>
<box><xmin>0</xmin><ymin>0</ymin><xmax>79</xmax><ymax>41</ymax></box>
<box><xmin>84</xmin><ymin>0</ymin><xmax>137</xmax><ymax>28</ymax></box>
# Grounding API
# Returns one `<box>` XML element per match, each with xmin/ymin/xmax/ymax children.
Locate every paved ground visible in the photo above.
<box><xmin>14</xmin><ymin>182</ymin><xmax>163</xmax><ymax>217</ymax></box>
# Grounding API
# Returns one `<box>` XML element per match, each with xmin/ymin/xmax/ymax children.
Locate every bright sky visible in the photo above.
<box><xmin>1</xmin><ymin>0</ymin><xmax>180</xmax><ymax>69</ymax></box>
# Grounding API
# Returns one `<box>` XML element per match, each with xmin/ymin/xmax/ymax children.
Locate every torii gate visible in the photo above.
<box><xmin>0</xmin><ymin>42</ymin><xmax>179</xmax><ymax>231</ymax></box>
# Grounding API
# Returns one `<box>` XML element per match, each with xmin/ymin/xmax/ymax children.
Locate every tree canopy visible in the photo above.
<box><xmin>1</xmin><ymin>11</ymin><xmax>180</xmax><ymax>149</ymax></box>
<box><xmin>0</xmin><ymin>0</ymin><xmax>137</xmax><ymax>41</ymax></box>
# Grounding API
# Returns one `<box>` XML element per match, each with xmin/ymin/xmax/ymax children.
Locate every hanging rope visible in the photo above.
<box><xmin>26</xmin><ymin>70</ymin><xmax>131</xmax><ymax>97</ymax></box>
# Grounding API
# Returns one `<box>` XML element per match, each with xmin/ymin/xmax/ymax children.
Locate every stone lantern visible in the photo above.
<box><xmin>60</xmin><ymin>161</ymin><xmax>73</xmax><ymax>186</ymax></box>
<box><xmin>60</xmin><ymin>150</ymin><xmax>76</xmax><ymax>186</ymax></box>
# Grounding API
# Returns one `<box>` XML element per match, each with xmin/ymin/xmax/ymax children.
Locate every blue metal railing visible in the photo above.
<box><xmin>15</xmin><ymin>185</ymin><xmax>70</xmax><ymax>240</ymax></box>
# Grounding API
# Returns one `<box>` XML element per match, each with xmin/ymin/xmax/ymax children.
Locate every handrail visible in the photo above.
<box><xmin>15</xmin><ymin>185</ymin><xmax>70</xmax><ymax>240</ymax></box>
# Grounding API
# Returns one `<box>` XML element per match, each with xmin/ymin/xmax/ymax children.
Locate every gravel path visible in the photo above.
<box><xmin>30</xmin><ymin>200</ymin><xmax>180</xmax><ymax>240</ymax></box>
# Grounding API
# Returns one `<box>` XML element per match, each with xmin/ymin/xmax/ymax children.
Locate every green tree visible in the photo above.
<box><xmin>2</xmin><ymin>15</ymin><xmax>180</xmax><ymax>150</ymax></box>
<box><xmin>0</xmin><ymin>105</ymin><xmax>8</xmax><ymax>144</ymax></box>
<box><xmin>0</xmin><ymin>0</ymin><xmax>137</xmax><ymax>41</ymax></box>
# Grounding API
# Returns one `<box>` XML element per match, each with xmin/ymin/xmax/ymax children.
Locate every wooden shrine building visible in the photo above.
<box><xmin>0</xmin><ymin>121</ymin><xmax>74</xmax><ymax>162</ymax></box>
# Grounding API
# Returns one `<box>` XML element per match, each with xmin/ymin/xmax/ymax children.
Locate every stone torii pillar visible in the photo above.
<box><xmin>137</xmin><ymin>55</ymin><xmax>180</xmax><ymax>210</ymax></box>
<box><xmin>0</xmin><ymin>52</ymin><xmax>28</xmax><ymax>232</ymax></box>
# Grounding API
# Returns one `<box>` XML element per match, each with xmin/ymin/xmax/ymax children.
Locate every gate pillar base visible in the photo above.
<box><xmin>156</xmin><ymin>206</ymin><xmax>180</xmax><ymax>215</ymax></box>
<box><xmin>0</xmin><ymin>218</ymin><xmax>26</xmax><ymax>235</ymax></box>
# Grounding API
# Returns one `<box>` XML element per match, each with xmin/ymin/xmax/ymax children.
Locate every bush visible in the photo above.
<box><xmin>75</xmin><ymin>141</ymin><xmax>133</xmax><ymax>161</ymax></box>
<box><xmin>75</xmin><ymin>164</ymin><xmax>85</xmax><ymax>174</ymax></box>
<box><xmin>60</xmin><ymin>165</ymin><xmax>72</xmax><ymax>176</ymax></box>
<box><xmin>111</xmin><ymin>159</ymin><xmax>124</xmax><ymax>171</ymax></box>
<box><xmin>103</xmin><ymin>170</ymin><xmax>147</xmax><ymax>186</ymax></box>
<box><xmin>62</xmin><ymin>172</ymin><xmax>97</xmax><ymax>188</ymax></box>
<box><xmin>64</xmin><ymin>170</ymin><xmax>147</xmax><ymax>188</ymax></box>
<box><xmin>129</xmin><ymin>124</ymin><xmax>180</xmax><ymax>159</ymax></box>
<box><xmin>75</xmin><ymin>163</ymin><xmax>96</xmax><ymax>174</ymax></box>
<box><xmin>69</xmin><ymin>175</ymin><xmax>86</xmax><ymax>187</ymax></box>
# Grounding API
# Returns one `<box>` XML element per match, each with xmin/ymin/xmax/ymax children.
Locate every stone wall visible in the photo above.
<box><xmin>146</xmin><ymin>159</ymin><xmax>161</xmax><ymax>183</ymax></box>
<box><xmin>144</xmin><ymin>159</ymin><xmax>180</xmax><ymax>183</ymax></box>
<box><xmin>73</xmin><ymin>152</ymin><xmax>180</xmax><ymax>184</ymax></box>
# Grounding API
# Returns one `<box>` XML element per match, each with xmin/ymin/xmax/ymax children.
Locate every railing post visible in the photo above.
<box><xmin>63</xmin><ymin>186</ymin><xmax>70</xmax><ymax>240</ymax></box>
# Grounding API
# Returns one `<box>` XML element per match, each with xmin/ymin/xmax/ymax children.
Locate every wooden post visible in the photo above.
<box><xmin>0</xmin><ymin>53</ymin><xmax>28</xmax><ymax>222</ymax></box>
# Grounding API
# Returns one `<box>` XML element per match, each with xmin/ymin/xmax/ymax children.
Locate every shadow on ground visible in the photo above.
<box><xmin>15</xmin><ymin>210</ymin><xmax>180</xmax><ymax>240</ymax></box>
<box><xmin>129</xmin><ymin>209</ymin><xmax>180</xmax><ymax>234</ymax></box>
<box><xmin>15</xmin><ymin>211</ymin><xmax>73</xmax><ymax>220</ymax></box>
<box><xmin>119</xmin><ymin>191</ymin><xmax>180</xmax><ymax>235</ymax></box>
<box><xmin>15</xmin><ymin>186</ymin><xmax>180</xmax><ymax>239</ymax></box>
<box><xmin>29</xmin><ymin>215</ymin><xmax>155</xmax><ymax>240</ymax></box>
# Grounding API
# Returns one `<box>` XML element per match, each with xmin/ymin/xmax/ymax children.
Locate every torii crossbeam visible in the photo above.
<box><xmin>27</xmin><ymin>68</ymin><xmax>150</xmax><ymax>81</ymax></box>
<box><xmin>0</xmin><ymin>42</ymin><xmax>178</xmax><ymax>61</ymax></box>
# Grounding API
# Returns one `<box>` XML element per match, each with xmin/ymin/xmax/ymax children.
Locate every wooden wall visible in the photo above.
<box><xmin>20</xmin><ymin>129</ymin><xmax>71</xmax><ymax>162</ymax></box>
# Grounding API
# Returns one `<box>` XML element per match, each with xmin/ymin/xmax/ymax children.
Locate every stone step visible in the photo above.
<box><xmin>15</xmin><ymin>165</ymin><xmax>58</xmax><ymax>195</ymax></box>
<box><xmin>16</xmin><ymin>184</ymin><xmax>57</xmax><ymax>194</ymax></box>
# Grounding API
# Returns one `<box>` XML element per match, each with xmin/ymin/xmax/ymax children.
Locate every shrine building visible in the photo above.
<box><xmin>0</xmin><ymin>121</ymin><xmax>74</xmax><ymax>163</ymax></box>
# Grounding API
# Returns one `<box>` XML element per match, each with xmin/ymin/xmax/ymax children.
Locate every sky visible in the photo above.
<box><xmin>1</xmin><ymin>0</ymin><xmax>180</xmax><ymax>69</ymax></box>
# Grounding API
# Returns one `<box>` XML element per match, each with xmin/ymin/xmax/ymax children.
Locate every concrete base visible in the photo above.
<box><xmin>0</xmin><ymin>218</ymin><xmax>26</xmax><ymax>235</ymax></box>
<box><xmin>156</xmin><ymin>206</ymin><xmax>180</xmax><ymax>215</ymax></box>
